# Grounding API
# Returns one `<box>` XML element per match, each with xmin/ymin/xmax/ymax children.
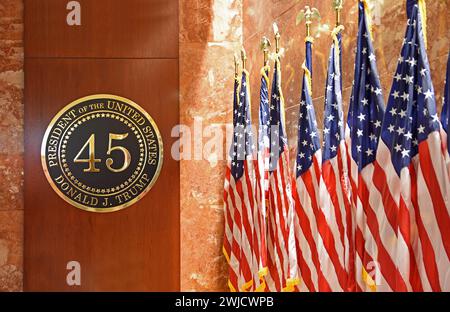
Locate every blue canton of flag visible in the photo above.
<box><xmin>269</xmin><ymin>59</ymin><xmax>287</xmax><ymax>170</ymax></box>
<box><xmin>322</xmin><ymin>31</ymin><xmax>345</xmax><ymax>162</ymax></box>
<box><xmin>259</xmin><ymin>67</ymin><xmax>271</xmax><ymax>151</ymax></box>
<box><xmin>296</xmin><ymin>40</ymin><xmax>320</xmax><ymax>177</ymax></box>
<box><xmin>440</xmin><ymin>53</ymin><xmax>450</xmax><ymax>153</ymax></box>
<box><xmin>319</xmin><ymin>24</ymin><xmax>355</xmax><ymax>292</ymax></box>
<box><xmin>231</xmin><ymin>73</ymin><xmax>241</xmax><ymax>129</ymax></box>
<box><xmin>292</xmin><ymin>35</ymin><xmax>326</xmax><ymax>292</ymax></box>
<box><xmin>266</xmin><ymin>55</ymin><xmax>299</xmax><ymax>292</ymax></box>
<box><xmin>375</xmin><ymin>0</ymin><xmax>450</xmax><ymax>292</ymax></box>
<box><xmin>347</xmin><ymin>11</ymin><xmax>385</xmax><ymax>171</ymax></box>
<box><xmin>345</xmin><ymin>0</ymin><xmax>391</xmax><ymax>292</ymax></box>
<box><xmin>254</xmin><ymin>64</ymin><xmax>271</xmax><ymax>291</ymax></box>
<box><xmin>231</xmin><ymin>70</ymin><xmax>255</xmax><ymax>180</ymax></box>
<box><xmin>380</xmin><ymin>4</ymin><xmax>440</xmax><ymax>175</ymax></box>
<box><xmin>223</xmin><ymin>73</ymin><xmax>241</xmax><ymax>291</ymax></box>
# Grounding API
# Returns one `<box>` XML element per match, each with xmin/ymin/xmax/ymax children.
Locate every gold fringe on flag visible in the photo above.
<box><xmin>282</xmin><ymin>277</ymin><xmax>301</xmax><ymax>292</ymax></box>
<box><xmin>331</xmin><ymin>25</ymin><xmax>345</xmax><ymax>66</ymax></box>
<box><xmin>260</xmin><ymin>65</ymin><xmax>270</xmax><ymax>87</ymax></box>
<box><xmin>362</xmin><ymin>267</ymin><xmax>377</xmax><ymax>292</ymax></box>
<box><xmin>228</xmin><ymin>280</ymin><xmax>237</xmax><ymax>292</ymax></box>
<box><xmin>242</xmin><ymin>68</ymin><xmax>252</xmax><ymax>113</ymax></box>
<box><xmin>302</xmin><ymin>61</ymin><xmax>313</xmax><ymax>97</ymax></box>
<box><xmin>255</xmin><ymin>267</ymin><xmax>268</xmax><ymax>292</ymax></box>
<box><xmin>222</xmin><ymin>246</ymin><xmax>231</xmax><ymax>265</ymax></box>
<box><xmin>240</xmin><ymin>279</ymin><xmax>253</xmax><ymax>292</ymax></box>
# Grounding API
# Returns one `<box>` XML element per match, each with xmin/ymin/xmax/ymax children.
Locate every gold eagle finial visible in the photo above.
<box><xmin>296</xmin><ymin>6</ymin><xmax>321</xmax><ymax>37</ymax></box>
<box><xmin>332</xmin><ymin>0</ymin><xmax>344</xmax><ymax>26</ymax></box>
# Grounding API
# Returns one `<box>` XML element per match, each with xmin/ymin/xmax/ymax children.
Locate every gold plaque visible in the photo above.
<box><xmin>41</xmin><ymin>94</ymin><xmax>163</xmax><ymax>212</ymax></box>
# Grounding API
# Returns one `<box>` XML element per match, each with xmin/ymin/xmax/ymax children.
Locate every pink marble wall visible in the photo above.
<box><xmin>0</xmin><ymin>0</ymin><xmax>24</xmax><ymax>291</ymax></box>
<box><xmin>179</xmin><ymin>0</ymin><xmax>242</xmax><ymax>291</ymax></box>
<box><xmin>180</xmin><ymin>0</ymin><xmax>449</xmax><ymax>292</ymax></box>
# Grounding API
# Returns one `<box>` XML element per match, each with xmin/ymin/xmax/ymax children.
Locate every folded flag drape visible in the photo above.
<box><xmin>265</xmin><ymin>55</ymin><xmax>300</xmax><ymax>292</ymax></box>
<box><xmin>254</xmin><ymin>64</ymin><xmax>272</xmax><ymax>291</ymax></box>
<box><xmin>291</xmin><ymin>35</ymin><xmax>328</xmax><ymax>292</ymax></box>
<box><xmin>345</xmin><ymin>0</ymin><xmax>397</xmax><ymax>292</ymax></box>
<box><xmin>223</xmin><ymin>69</ymin><xmax>260</xmax><ymax>292</ymax></box>
<box><xmin>223</xmin><ymin>73</ymin><xmax>240</xmax><ymax>291</ymax></box>
<box><xmin>318</xmin><ymin>24</ymin><xmax>355</xmax><ymax>292</ymax></box>
<box><xmin>374</xmin><ymin>0</ymin><xmax>450</xmax><ymax>291</ymax></box>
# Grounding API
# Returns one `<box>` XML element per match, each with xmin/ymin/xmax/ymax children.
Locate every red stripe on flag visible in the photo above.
<box><xmin>244</xmin><ymin>165</ymin><xmax>259</xmax><ymax>290</ymax></box>
<box><xmin>227</xmin><ymin>179</ymin><xmax>242</xmax><ymax>290</ymax></box>
<box><xmin>310</xmin><ymin>157</ymin><xmax>332</xmax><ymax>292</ymax></box>
<box><xmin>418</xmin><ymin>141</ymin><xmax>450</xmax><ymax>259</ymax></box>
<box><xmin>398</xmin><ymin>193</ymin><xmax>423</xmax><ymax>292</ymax></box>
<box><xmin>274</xmin><ymin>166</ymin><xmax>291</xmax><ymax>287</ymax></box>
<box><xmin>268</xmin><ymin>185</ymin><xmax>284</xmax><ymax>291</ymax></box>
<box><xmin>354</xmin><ymin>226</ymin><xmax>370</xmax><ymax>291</ymax></box>
<box><xmin>372</xmin><ymin>161</ymin><xmax>399</xmax><ymax>232</ymax></box>
<box><xmin>322</xmin><ymin>161</ymin><xmax>347</xmax><ymax>256</ymax></box>
<box><xmin>356</xmin><ymin>174</ymin><xmax>406</xmax><ymax>291</ymax></box>
<box><xmin>315</xmin><ymin>206</ymin><xmax>348</xmax><ymax>291</ymax></box>
<box><xmin>337</xmin><ymin>148</ymin><xmax>356</xmax><ymax>292</ymax></box>
<box><xmin>235</xmin><ymin>179</ymin><xmax>253</xmax><ymax>288</ymax></box>
<box><xmin>409</xmin><ymin>164</ymin><xmax>441</xmax><ymax>291</ymax></box>
<box><xmin>254</xmin><ymin>158</ymin><xmax>267</xmax><ymax>269</ymax></box>
<box><xmin>292</xmin><ymin>177</ymin><xmax>315</xmax><ymax>292</ymax></box>
<box><xmin>278</xmin><ymin>152</ymin><xmax>292</xmax><ymax>230</ymax></box>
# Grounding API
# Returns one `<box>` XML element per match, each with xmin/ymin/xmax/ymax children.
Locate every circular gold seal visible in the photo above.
<box><xmin>41</xmin><ymin>94</ymin><xmax>163</xmax><ymax>212</ymax></box>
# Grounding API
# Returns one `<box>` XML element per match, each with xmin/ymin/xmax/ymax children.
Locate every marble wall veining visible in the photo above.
<box><xmin>0</xmin><ymin>0</ymin><xmax>24</xmax><ymax>292</ymax></box>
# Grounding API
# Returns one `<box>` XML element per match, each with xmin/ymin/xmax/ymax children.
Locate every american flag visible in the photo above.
<box><xmin>258</xmin><ymin>65</ymin><xmax>271</xmax><ymax>198</ymax></box>
<box><xmin>374</xmin><ymin>0</ymin><xmax>450</xmax><ymax>291</ymax></box>
<box><xmin>291</xmin><ymin>37</ymin><xmax>327</xmax><ymax>292</ymax></box>
<box><xmin>319</xmin><ymin>25</ymin><xmax>355</xmax><ymax>291</ymax></box>
<box><xmin>253</xmin><ymin>65</ymin><xmax>272</xmax><ymax>291</ymax></box>
<box><xmin>440</xmin><ymin>53</ymin><xmax>450</xmax><ymax>172</ymax></box>
<box><xmin>223</xmin><ymin>73</ymin><xmax>240</xmax><ymax>291</ymax></box>
<box><xmin>265</xmin><ymin>55</ymin><xmax>299</xmax><ymax>291</ymax></box>
<box><xmin>344</xmin><ymin>0</ymin><xmax>402</xmax><ymax>292</ymax></box>
<box><xmin>223</xmin><ymin>69</ymin><xmax>260</xmax><ymax>291</ymax></box>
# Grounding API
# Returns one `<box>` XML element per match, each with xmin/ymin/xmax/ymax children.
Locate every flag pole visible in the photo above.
<box><xmin>241</xmin><ymin>48</ymin><xmax>247</xmax><ymax>70</ymax></box>
<box><xmin>275</xmin><ymin>33</ymin><xmax>280</xmax><ymax>54</ymax></box>
<box><xmin>306</xmin><ymin>9</ymin><xmax>312</xmax><ymax>37</ymax></box>
<box><xmin>333</xmin><ymin>0</ymin><xmax>343</xmax><ymax>26</ymax></box>
<box><xmin>234</xmin><ymin>54</ymin><xmax>239</xmax><ymax>78</ymax></box>
<box><xmin>274</xmin><ymin>24</ymin><xmax>281</xmax><ymax>54</ymax></box>
<box><xmin>304</xmin><ymin>6</ymin><xmax>312</xmax><ymax>37</ymax></box>
<box><xmin>300</xmin><ymin>6</ymin><xmax>320</xmax><ymax>96</ymax></box>
<box><xmin>260</xmin><ymin>37</ymin><xmax>271</xmax><ymax>67</ymax></box>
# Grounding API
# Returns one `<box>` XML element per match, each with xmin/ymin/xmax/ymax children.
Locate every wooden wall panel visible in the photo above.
<box><xmin>25</xmin><ymin>0</ymin><xmax>178</xmax><ymax>58</ymax></box>
<box><xmin>24</xmin><ymin>59</ymin><xmax>179</xmax><ymax>291</ymax></box>
<box><xmin>24</xmin><ymin>0</ymin><xmax>180</xmax><ymax>291</ymax></box>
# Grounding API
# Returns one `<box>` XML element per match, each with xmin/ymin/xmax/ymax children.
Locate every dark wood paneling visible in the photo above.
<box><xmin>25</xmin><ymin>0</ymin><xmax>178</xmax><ymax>58</ymax></box>
<box><xmin>24</xmin><ymin>59</ymin><xmax>180</xmax><ymax>291</ymax></box>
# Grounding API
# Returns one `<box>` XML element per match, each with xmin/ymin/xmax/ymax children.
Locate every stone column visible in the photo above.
<box><xmin>180</xmin><ymin>0</ymin><xmax>242</xmax><ymax>291</ymax></box>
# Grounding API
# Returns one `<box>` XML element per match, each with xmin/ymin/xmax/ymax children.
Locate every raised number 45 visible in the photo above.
<box><xmin>74</xmin><ymin>133</ymin><xmax>131</xmax><ymax>173</ymax></box>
